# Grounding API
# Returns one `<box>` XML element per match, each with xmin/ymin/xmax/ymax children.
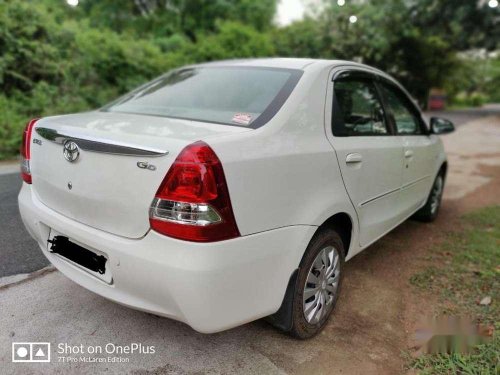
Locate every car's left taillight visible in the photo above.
<box><xmin>20</xmin><ymin>118</ymin><xmax>39</xmax><ymax>184</ymax></box>
<box><xmin>149</xmin><ymin>141</ymin><xmax>240</xmax><ymax>242</ymax></box>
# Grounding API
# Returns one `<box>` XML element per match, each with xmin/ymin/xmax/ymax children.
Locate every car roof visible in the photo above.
<box><xmin>194</xmin><ymin>58</ymin><xmax>383</xmax><ymax>73</ymax></box>
<box><xmin>191</xmin><ymin>58</ymin><xmax>407</xmax><ymax>99</ymax></box>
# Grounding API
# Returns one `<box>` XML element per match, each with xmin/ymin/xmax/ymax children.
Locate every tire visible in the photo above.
<box><xmin>413</xmin><ymin>172</ymin><xmax>444</xmax><ymax>222</ymax></box>
<box><xmin>288</xmin><ymin>228</ymin><xmax>345</xmax><ymax>339</ymax></box>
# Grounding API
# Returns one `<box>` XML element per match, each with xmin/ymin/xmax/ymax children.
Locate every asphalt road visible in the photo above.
<box><xmin>0</xmin><ymin>172</ymin><xmax>49</xmax><ymax>277</ymax></box>
<box><xmin>1</xmin><ymin>105</ymin><xmax>499</xmax><ymax>279</ymax></box>
<box><xmin>424</xmin><ymin>104</ymin><xmax>500</xmax><ymax>126</ymax></box>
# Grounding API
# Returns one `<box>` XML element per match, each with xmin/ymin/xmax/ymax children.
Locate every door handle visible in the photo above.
<box><xmin>404</xmin><ymin>150</ymin><xmax>414</xmax><ymax>158</ymax></box>
<box><xmin>346</xmin><ymin>153</ymin><xmax>363</xmax><ymax>164</ymax></box>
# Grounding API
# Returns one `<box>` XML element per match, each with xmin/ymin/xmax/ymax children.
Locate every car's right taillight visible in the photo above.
<box><xmin>20</xmin><ymin>118</ymin><xmax>39</xmax><ymax>184</ymax></box>
<box><xmin>149</xmin><ymin>141</ymin><xmax>240</xmax><ymax>242</ymax></box>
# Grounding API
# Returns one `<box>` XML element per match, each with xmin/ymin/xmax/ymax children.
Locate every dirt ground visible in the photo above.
<box><xmin>1</xmin><ymin>116</ymin><xmax>499</xmax><ymax>374</ymax></box>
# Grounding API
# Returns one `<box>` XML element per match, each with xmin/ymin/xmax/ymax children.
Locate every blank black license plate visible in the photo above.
<box><xmin>48</xmin><ymin>236</ymin><xmax>107</xmax><ymax>274</ymax></box>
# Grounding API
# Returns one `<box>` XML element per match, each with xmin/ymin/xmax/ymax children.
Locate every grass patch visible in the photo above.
<box><xmin>411</xmin><ymin>329</ymin><xmax>499</xmax><ymax>374</ymax></box>
<box><xmin>409</xmin><ymin>266</ymin><xmax>440</xmax><ymax>289</ymax></box>
<box><xmin>408</xmin><ymin>205</ymin><xmax>500</xmax><ymax>373</ymax></box>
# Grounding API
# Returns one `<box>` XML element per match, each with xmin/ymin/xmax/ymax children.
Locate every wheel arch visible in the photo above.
<box><xmin>315</xmin><ymin>212</ymin><xmax>353</xmax><ymax>258</ymax></box>
<box><xmin>440</xmin><ymin>161</ymin><xmax>448</xmax><ymax>181</ymax></box>
<box><xmin>267</xmin><ymin>211</ymin><xmax>353</xmax><ymax>333</ymax></box>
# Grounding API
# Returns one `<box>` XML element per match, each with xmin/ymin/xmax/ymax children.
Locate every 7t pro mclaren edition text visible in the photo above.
<box><xmin>18</xmin><ymin>59</ymin><xmax>454</xmax><ymax>338</ymax></box>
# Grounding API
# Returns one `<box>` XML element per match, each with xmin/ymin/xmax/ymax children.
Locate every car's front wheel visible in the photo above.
<box><xmin>288</xmin><ymin>228</ymin><xmax>345</xmax><ymax>339</ymax></box>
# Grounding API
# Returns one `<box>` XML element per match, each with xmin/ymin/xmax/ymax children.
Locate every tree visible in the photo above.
<box><xmin>408</xmin><ymin>0</ymin><xmax>500</xmax><ymax>51</ymax></box>
<box><xmin>69</xmin><ymin>0</ymin><xmax>277</xmax><ymax>40</ymax></box>
<box><xmin>275</xmin><ymin>0</ymin><xmax>479</xmax><ymax>104</ymax></box>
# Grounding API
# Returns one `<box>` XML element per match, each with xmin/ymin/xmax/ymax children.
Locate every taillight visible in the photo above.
<box><xmin>149</xmin><ymin>141</ymin><xmax>240</xmax><ymax>242</ymax></box>
<box><xmin>20</xmin><ymin>118</ymin><xmax>39</xmax><ymax>184</ymax></box>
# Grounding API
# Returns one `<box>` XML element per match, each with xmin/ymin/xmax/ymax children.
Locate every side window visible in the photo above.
<box><xmin>333</xmin><ymin>79</ymin><xmax>388</xmax><ymax>136</ymax></box>
<box><xmin>379</xmin><ymin>83</ymin><xmax>422</xmax><ymax>135</ymax></box>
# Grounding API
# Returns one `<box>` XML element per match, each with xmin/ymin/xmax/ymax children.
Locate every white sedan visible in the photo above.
<box><xmin>18</xmin><ymin>58</ymin><xmax>454</xmax><ymax>338</ymax></box>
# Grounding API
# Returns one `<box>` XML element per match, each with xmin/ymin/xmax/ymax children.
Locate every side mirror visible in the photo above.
<box><xmin>430</xmin><ymin>117</ymin><xmax>455</xmax><ymax>135</ymax></box>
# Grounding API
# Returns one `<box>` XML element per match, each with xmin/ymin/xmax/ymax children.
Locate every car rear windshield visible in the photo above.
<box><xmin>103</xmin><ymin>66</ymin><xmax>303</xmax><ymax>128</ymax></box>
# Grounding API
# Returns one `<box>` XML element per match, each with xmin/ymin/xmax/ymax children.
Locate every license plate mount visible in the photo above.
<box><xmin>48</xmin><ymin>235</ymin><xmax>106</xmax><ymax>274</ymax></box>
<box><xmin>47</xmin><ymin>231</ymin><xmax>112</xmax><ymax>284</ymax></box>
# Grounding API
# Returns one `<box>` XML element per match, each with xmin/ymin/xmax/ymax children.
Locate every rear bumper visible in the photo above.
<box><xmin>18</xmin><ymin>184</ymin><xmax>316</xmax><ymax>333</ymax></box>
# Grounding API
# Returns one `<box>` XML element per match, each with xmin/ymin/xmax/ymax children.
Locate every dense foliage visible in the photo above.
<box><xmin>0</xmin><ymin>0</ymin><xmax>498</xmax><ymax>159</ymax></box>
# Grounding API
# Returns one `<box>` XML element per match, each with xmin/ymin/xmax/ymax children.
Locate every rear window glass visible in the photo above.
<box><xmin>103</xmin><ymin>67</ymin><xmax>302</xmax><ymax>128</ymax></box>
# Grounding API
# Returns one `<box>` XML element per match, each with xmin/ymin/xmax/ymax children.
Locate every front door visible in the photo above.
<box><xmin>328</xmin><ymin>76</ymin><xmax>404</xmax><ymax>247</ymax></box>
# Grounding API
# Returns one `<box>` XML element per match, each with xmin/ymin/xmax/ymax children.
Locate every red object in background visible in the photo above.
<box><xmin>428</xmin><ymin>89</ymin><xmax>447</xmax><ymax>110</ymax></box>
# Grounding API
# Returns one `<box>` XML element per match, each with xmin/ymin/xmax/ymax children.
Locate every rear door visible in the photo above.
<box><xmin>327</xmin><ymin>72</ymin><xmax>404</xmax><ymax>247</ymax></box>
<box><xmin>376</xmin><ymin>81</ymin><xmax>437</xmax><ymax>218</ymax></box>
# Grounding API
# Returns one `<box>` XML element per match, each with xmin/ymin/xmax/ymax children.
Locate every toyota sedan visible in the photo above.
<box><xmin>18</xmin><ymin>59</ymin><xmax>454</xmax><ymax>338</ymax></box>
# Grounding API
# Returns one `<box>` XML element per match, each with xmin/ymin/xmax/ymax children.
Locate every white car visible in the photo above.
<box><xmin>18</xmin><ymin>59</ymin><xmax>454</xmax><ymax>338</ymax></box>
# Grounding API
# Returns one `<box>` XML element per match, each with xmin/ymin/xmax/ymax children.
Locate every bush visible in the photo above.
<box><xmin>0</xmin><ymin>95</ymin><xmax>26</xmax><ymax>160</ymax></box>
<box><xmin>451</xmin><ymin>92</ymin><xmax>487</xmax><ymax>108</ymax></box>
<box><xmin>188</xmin><ymin>21</ymin><xmax>275</xmax><ymax>61</ymax></box>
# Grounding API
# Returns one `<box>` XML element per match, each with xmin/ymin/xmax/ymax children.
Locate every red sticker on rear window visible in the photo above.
<box><xmin>232</xmin><ymin>113</ymin><xmax>252</xmax><ymax>125</ymax></box>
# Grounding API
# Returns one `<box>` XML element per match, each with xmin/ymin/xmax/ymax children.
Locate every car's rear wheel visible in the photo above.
<box><xmin>289</xmin><ymin>228</ymin><xmax>345</xmax><ymax>339</ymax></box>
<box><xmin>413</xmin><ymin>172</ymin><xmax>444</xmax><ymax>222</ymax></box>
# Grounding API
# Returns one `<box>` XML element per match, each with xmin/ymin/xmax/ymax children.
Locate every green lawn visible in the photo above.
<box><xmin>408</xmin><ymin>206</ymin><xmax>500</xmax><ymax>374</ymax></box>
